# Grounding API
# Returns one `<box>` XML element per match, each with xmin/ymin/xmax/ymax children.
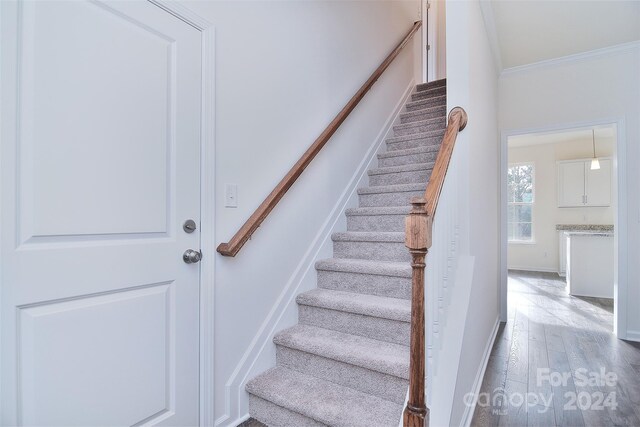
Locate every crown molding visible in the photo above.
<box><xmin>500</xmin><ymin>40</ymin><xmax>640</xmax><ymax>77</ymax></box>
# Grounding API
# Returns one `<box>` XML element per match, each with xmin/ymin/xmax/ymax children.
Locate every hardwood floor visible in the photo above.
<box><xmin>471</xmin><ymin>271</ymin><xmax>640</xmax><ymax>427</ymax></box>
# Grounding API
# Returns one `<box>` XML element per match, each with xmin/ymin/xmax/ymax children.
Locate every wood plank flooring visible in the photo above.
<box><xmin>471</xmin><ymin>271</ymin><xmax>640</xmax><ymax>427</ymax></box>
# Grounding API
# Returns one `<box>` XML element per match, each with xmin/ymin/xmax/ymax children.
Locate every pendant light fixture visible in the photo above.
<box><xmin>590</xmin><ymin>129</ymin><xmax>600</xmax><ymax>170</ymax></box>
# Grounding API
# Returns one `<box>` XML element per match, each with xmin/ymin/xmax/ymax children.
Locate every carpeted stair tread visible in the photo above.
<box><xmin>296</xmin><ymin>289</ymin><xmax>410</xmax><ymax>323</ymax></box>
<box><xmin>393</xmin><ymin>116</ymin><xmax>447</xmax><ymax>136</ymax></box>
<box><xmin>393</xmin><ymin>116</ymin><xmax>446</xmax><ymax>132</ymax></box>
<box><xmin>400</xmin><ymin>104</ymin><xmax>446</xmax><ymax>121</ymax></box>
<box><xmin>315</xmin><ymin>258</ymin><xmax>411</xmax><ymax>278</ymax></box>
<box><xmin>378</xmin><ymin>144</ymin><xmax>440</xmax><ymax>160</ymax></box>
<box><xmin>274</xmin><ymin>324</ymin><xmax>410</xmax><ymax>379</ymax></box>
<box><xmin>405</xmin><ymin>94</ymin><xmax>447</xmax><ymax>111</ymax></box>
<box><xmin>411</xmin><ymin>86</ymin><xmax>446</xmax><ymax>101</ymax></box>
<box><xmin>357</xmin><ymin>182</ymin><xmax>426</xmax><ymax>195</ymax></box>
<box><xmin>331</xmin><ymin>231</ymin><xmax>404</xmax><ymax>243</ymax></box>
<box><xmin>246</xmin><ymin>367</ymin><xmax>403</xmax><ymax>427</ymax></box>
<box><xmin>368</xmin><ymin>162</ymin><xmax>435</xmax><ymax>176</ymax></box>
<box><xmin>385</xmin><ymin>129</ymin><xmax>445</xmax><ymax>145</ymax></box>
<box><xmin>346</xmin><ymin>206</ymin><xmax>410</xmax><ymax>216</ymax></box>
<box><xmin>416</xmin><ymin>78</ymin><xmax>446</xmax><ymax>92</ymax></box>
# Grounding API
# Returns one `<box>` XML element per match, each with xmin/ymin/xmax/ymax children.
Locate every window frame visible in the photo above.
<box><xmin>507</xmin><ymin>162</ymin><xmax>535</xmax><ymax>244</ymax></box>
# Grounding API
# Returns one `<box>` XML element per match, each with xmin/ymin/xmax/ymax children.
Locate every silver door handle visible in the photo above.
<box><xmin>183</xmin><ymin>249</ymin><xmax>202</xmax><ymax>264</ymax></box>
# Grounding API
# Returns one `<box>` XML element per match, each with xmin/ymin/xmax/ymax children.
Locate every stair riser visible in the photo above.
<box><xmin>378</xmin><ymin>150</ymin><xmax>439</xmax><ymax>167</ymax></box>
<box><xmin>298</xmin><ymin>305</ymin><xmax>410</xmax><ymax>345</ymax></box>
<box><xmin>276</xmin><ymin>346</ymin><xmax>409</xmax><ymax>404</ymax></box>
<box><xmin>333</xmin><ymin>240</ymin><xmax>409</xmax><ymax>262</ymax></box>
<box><xmin>400</xmin><ymin>106</ymin><xmax>447</xmax><ymax>124</ymax></box>
<box><xmin>406</xmin><ymin>97</ymin><xmax>446</xmax><ymax>112</ymax></box>
<box><xmin>358</xmin><ymin>190</ymin><xmax>424</xmax><ymax>207</ymax></box>
<box><xmin>317</xmin><ymin>269</ymin><xmax>411</xmax><ymax>299</ymax></box>
<box><xmin>369</xmin><ymin>169</ymin><xmax>432</xmax><ymax>186</ymax></box>
<box><xmin>347</xmin><ymin>214</ymin><xmax>406</xmax><ymax>232</ymax></box>
<box><xmin>411</xmin><ymin>86</ymin><xmax>446</xmax><ymax>101</ymax></box>
<box><xmin>394</xmin><ymin>120</ymin><xmax>445</xmax><ymax>137</ymax></box>
<box><xmin>417</xmin><ymin>80</ymin><xmax>446</xmax><ymax>92</ymax></box>
<box><xmin>387</xmin><ymin>137</ymin><xmax>442</xmax><ymax>152</ymax></box>
<box><xmin>249</xmin><ymin>395</ymin><xmax>326</xmax><ymax>427</ymax></box>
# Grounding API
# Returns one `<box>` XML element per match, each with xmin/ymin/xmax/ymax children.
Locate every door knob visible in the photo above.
<box><xmin>183</xmin><ymin>249</ymin><xmax>202</xmax><ymax>264</ymax></box>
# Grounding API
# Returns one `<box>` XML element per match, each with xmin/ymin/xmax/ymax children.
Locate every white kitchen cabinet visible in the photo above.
<box><xmin>557</xmin><ymin>158</ymin><xmax>611</xmax><ymax>207</ymax></box>
<box><xmin>566</xmin><ymin>233</ymin><xmax>614</xmax><ymax>298</ymax></box>
<box><xmin>558</xmin><ymin>231</ymin><xmax>567</xmax><ymax>277</ymax></box>
<box><xmin>586</xmin><ymin>160</ymin><xmax>612</xmax><ymax>206</ymax></box>
<box><xmin>557</xmin><ymin>161</ymin><xmax>585</xmax><ymax>207</ymax></box>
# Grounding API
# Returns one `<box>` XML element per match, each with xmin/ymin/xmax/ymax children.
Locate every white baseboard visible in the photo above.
<box><xmin>214</xmin><ymin>79</ymin><xmax>417</xmax><ymax>427</ymax></box>
<box><xmin>625</xmin><ymin>330</ymin><xmax>640</xmax><ymax>342</ymax></box>
<box><xmin>460</xmin><ymin>317</ymin><xmax>501</xmax><ymax>427</ymax></box>
<box><xmin>508</xmin><ymin>266</ymin><xmax>560</xmax><ymax>275</ymax></box>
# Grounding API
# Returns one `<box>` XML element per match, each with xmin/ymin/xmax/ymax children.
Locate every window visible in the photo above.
<box><xmin>508</xmin><ymin>163</ymin><xmax>534</xmax><ymax>242</ymax></box>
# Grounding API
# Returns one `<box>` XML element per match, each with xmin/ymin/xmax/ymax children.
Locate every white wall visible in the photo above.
<box><xmin>180</xmin><ymin>1</ymin><xmax>422</xmax><ymax>425</ymax></box>
<box><xmin>499</xmin><ymin>46</ymin><xmax>640</xmax><ymax>338</ymax></box>
<box><xmin>508</xmin><ymin>136</ymin><xmax>615</xmax><ymax>272</ymax></box>
<box><xmin>429</xmin><ymin>0</ymin><xmax>447</xmax><ymax>80</ymax></box>
<box><xmin>443</xmin><ymin>0</ymin><xmax>501</xmax><ymax>424</ymax></box>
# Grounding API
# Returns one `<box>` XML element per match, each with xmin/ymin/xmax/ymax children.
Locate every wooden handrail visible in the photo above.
<box><xmin>217</xmin><ymin>21</ymin><xmax>422</xmax><ymax>257</ymax></box>
<box><xmin>424</xmin><ymin>107</ymin><xmax>468</xmax><ymax>220</ymax></box>
<box><xmin>403</xmin><ymin>107</ymin><xmax>468</xmax><ymax>427</ymax></box>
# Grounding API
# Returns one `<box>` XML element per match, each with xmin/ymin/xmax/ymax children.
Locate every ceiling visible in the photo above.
<box><xmin>508</xmin><ymin>126</ymin><xmax>616</xmax><ymax>148</ymax></box>
<box><xmin>486</xmin><ymin>0</ymin><xmax>640</xmax><ymax>69</ymax></box>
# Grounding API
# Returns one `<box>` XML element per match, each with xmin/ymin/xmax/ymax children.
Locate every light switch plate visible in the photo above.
<box><xmin>225</xmin><ymin>184</ymin><xmax>238</xmax><ymax>208</ymax></box>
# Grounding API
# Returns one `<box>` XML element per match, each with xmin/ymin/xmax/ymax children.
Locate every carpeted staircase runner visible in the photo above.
<box><xmin>245</xmin><ymin>79</ymin><xmax>447</xmax><ymax>427</ymax></box>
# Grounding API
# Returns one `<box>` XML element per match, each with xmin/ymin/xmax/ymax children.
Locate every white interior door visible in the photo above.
<box><xmin>1</xmin><ymin>1</ymin><xmax>203</xmax><ymax>425</ymax></box>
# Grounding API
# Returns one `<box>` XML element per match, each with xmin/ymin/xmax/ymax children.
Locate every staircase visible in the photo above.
<box><xmin>245</xmin><ymin>79</ymin><xmax>447</xmax><ymax>427</ymax></box>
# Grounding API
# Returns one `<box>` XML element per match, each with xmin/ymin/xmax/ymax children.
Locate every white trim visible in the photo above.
<box><xmin>421</xmin><ymin>0</ymin><xmax>428</xmax><ymax>83</ymax></box>
<box><xmin>478</xmin><ymin>0</ymin><xmax>503</xmax><ymax>74</ymax></box>
<box><xmin>148</xmin><ymin>2</ymin><xmax>217</xmax><ymax>425</ymax></box>
<box><xmin>226</xmin><ymin>413</ymin><xmax>250</xmax><ymax>427</ymax></box>
<box><xmin>148</xmin><ymin>0</ymin><xmax>212</xmax><ymax>30</ymax></box>
<box><xmin>508</xmin><ymin>267</ymin><xmax>560</xmax><ymax>274</ymax></box>
<box><xmin>214</xmin><ymin>80</ymin><xmax>417</xmax><ymax>427</ymax></box>
<box><xmin>500</xmin><ymin>40</ymin><xmax>640</xmax><ymax>77</ymax></box>
<box><xmin>625</xmin><ymin>330</ymin><xmax>640</xmax><ymax>343</ymax></box>
<box><xmin>460</xmin><ymin>317</ymin><xmax>500</xmax><ymax>427</ymax></box>
<box><xmin>198</xmin><ymin>27</ymin><xmax>217</xmax><ymax>427</ymax></box>
<box><xmin>500</xmin><ymin>118</ymin><xmax>628</xmax><ymax>337</ymax></box>
<box><xmin>426</xmin><ymin>0</ymin><xmax>439</xmax><ymax>81</ymax></box>
<box><xmin>508</xmin><ymin>240</ymin><xmax>537</xmax><ymax>246</ymax></box>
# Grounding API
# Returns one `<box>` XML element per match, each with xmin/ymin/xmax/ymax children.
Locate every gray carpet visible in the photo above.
<box><xmin>245</xmin><ymin>79</ymin><xmax>447</xmax><ymax>427</ymax></box>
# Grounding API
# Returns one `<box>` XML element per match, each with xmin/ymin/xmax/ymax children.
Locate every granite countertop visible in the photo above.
<box><xmin>556</xmin><ymin>224</ymin><xmax>614</xmax><ymax>232</ymax></box>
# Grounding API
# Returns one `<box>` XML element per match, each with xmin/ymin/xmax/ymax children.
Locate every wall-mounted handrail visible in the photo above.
<box><xmin>403</xmin><ymin>107</ymin><xmax>468</xmax><ymax>427</ymax></box>
<box><xmin>217</xmin><ymin>21</ymin><xmax>422</xmax><ymax>257</ymax></box>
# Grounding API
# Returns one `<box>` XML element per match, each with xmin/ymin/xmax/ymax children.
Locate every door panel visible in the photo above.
<box><xmin>1</xmin><ymin>1</ymin><xmax>202</xmax><ymax>425</ymax></box>
<box><xmin>19</xmin><ymin>284</ymin><xmax>171</xmax><ymax>426</ymax></box>
<box><xmin>22</xmin><ymin>0</ymin><xmax>172</xmax><ymax>239</ymax></box>
<box><xmin>557</xmin><ymin>161</ymin><xmax>585</xmax><ymax>207</ymax></box>
<box><xmin>586</xmin><ymin>159</ymin><xmax>612</xmax><ymax>206</ymax></box>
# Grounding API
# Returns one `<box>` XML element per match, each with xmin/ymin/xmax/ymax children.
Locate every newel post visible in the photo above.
<box><xmin>403</xmin><ymin>197</ymin><xmax>431</xmax><ymax>427</ymax></box>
